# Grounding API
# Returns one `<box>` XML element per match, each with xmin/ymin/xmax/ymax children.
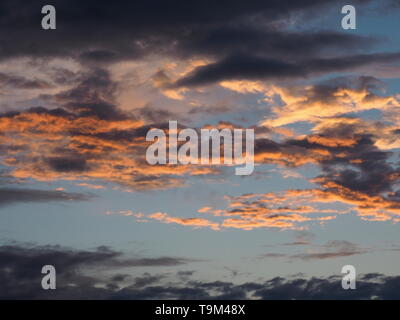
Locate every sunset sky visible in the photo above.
<box><xmin>1</xmin><ymin>0</ymin><xmax>400</xmax><ymax>299</ymax></box>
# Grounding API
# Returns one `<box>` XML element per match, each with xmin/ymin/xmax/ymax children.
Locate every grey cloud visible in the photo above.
<box><xmin>260</xmin><ymin>241</ymin><xmax>368</xmax><ymax>261</ymax></box>
<box><xmin>133</xmin><ymin>273</ymin><xmax>165</xmax><ymax>288</ymax></box>
<box><xmin>45</xmin><ymin>68</ymin><xmax>128</xmax><ymax>121</ymax></box>
<box><xmin>174</xmin><ymin>52</ymin><xmax>400</xmax><ymax>87</ymax></box>
<box><xmin>0</xmin><ymin>188</ymin><xmax>92</xmax><ymax>207</ymax></box>
<box><xmin>0</xmin><ymin>72</ymin><xmax>52</xmax><ymax>89</ymax></box>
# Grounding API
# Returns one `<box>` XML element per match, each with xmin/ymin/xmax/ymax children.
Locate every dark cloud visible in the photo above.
<box><xmin>255</xmin><ymin>113</ymin><xmax>400</xmax><ymax>211</ymax></box>
<box><xmin>177</xmin><ymin>29</ymin><xmax>373</xmax><ymax>59</ymax></box>
<box><xmin>1</xmin><ymin>243</ymin><xmax>399</xmax><ymax>299</ymax></box>
<box><xmin>0</xmin><ymin>0</ymin><xmax>384</xmax><ymax>65</ymax></box>
<box><xmin>174</xmin><ymin>52</ymin><xmax>400</xmax><ymax>87</ymax></box>
<box><xmin>0</xmin><ymin>244</ymin><xmax>197</xmax><ymax>299</ymax></box>
<box><xmin>0</xmin><ymin>188</ymin><xmax>91</xmax><ymax>207</ymax></box>
<box><xmin>293</xmin><ymin>119</ymin><xmax>399</xmax><ymax>199</ymax></box>
<box><xmin>133</xmin><ymin>273</ymin><xmax>165</xmax><ymax>288</ymax></box>
<box><xmin>44</xmin><ymin>68</ymin><xmax>129</xmax><ymax>121</ymax></box>
<box><xmin>46</xmin><ymin>156</ymin><xmax>88</xmax><ymax>173</ymax></box>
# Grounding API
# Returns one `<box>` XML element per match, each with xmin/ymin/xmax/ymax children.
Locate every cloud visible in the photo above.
<box><xmin>146</xmin><ymin>212</ymin><xmax>221</xmax><ymax>231</ymax></box>
<box><xmin>291</xmin><ymin>240</ymin><xmax>368</xmax><ymax>260</ymax></box>
<box><xmin>76</xmin><ymin>183</ymin><xmax>105</xmax><ymax>190</ymax></box>
<box><xmin>2</xmin><ymin>90</ymin><xmax>399</xmax><ymax>225</ymax></box>
<box><xmin>261</xmin><ymin>76</ymin><xmax>399</xmax><ymax>127</ymax></box>
<box><xmin>202</xmin><ymin>190</ymin><xmax>339</xmax><ymax>230</ymax></box>
<box><xmin>132</xmin><ymin>273</ymin><xmax>165</xmax><ymax>288</ymax></box>
<box><xmin>139</xmin><ymin>115</ymin><xmax>400</xmax><ymax>229</ymax></box>
<box><xmin>0</xmin><ymin>0</ymin><xmax>379</xmax><ymax>64</ymax></box>
<box><xmin>177</xmin><ymin>28</ymin><xmax>373</xmax><ymax>61</ymax></box>
<box><xmin>0</xmin><ymin>187</ymin><xmax>92</xmax><ymax>207</ymax></box>
<box><xmin>126</xmin><ymin>113</ymin><xmax>398</xmax><ymax>228</ymax></box>
<box><xmin>250</xmin><ymin>274</ymin><xmax>400</xmax><ymax>300</ymax></box>
<box><xmin>253</xmin><ymin>117</ymin><xmax>400</xmax><ymax>222</ymax></box>
<box><xmin>46</xmin><ymin>156</ymin><xmax>88</xmax><ymax>173</ymax></box>
<box><xmin>1</xmin><ymin>243</ymin><xmax>399</xmax><ymax>299</ymax></box>
<box><xmin>127</xmin><ymin>191</ymin><xmax>340</xmax><ymax>231</ymax></box>
<box><xmin>174</xmin><ymin>53</ymin><xmax>400</xmax><ymax>87</ymax></box>
<box><xmin>260</xmin><ymin>253</ymin><xmax>287</xmax><ymax>259</ymax></box>
<box><xmin>282</xmin><ymin>231</ymin><xmax>316</xmax><ymax>246</ymax></box>
<box><xmin>43</xmin><ymin>68</ymin><xmax>126</xmax><ymax>121</ymax></box>
<box><xmin>0</xmin><ymin>72</ymin><xmax>52</xmax><ymax>89</ymax></box>
<box><xmin>0</xmin><ymin>2</ymin><xmax>399</xmax><ymax>223</ymax></box>
<box><xmin>0</xmin><ymin>72</ymin><xmax>220</xmax><ymax>190</ymax></box>
<box><xmin>0</xmin><ymin>243</ymin><xmax>197</xmax><ymax>299</ymax></box>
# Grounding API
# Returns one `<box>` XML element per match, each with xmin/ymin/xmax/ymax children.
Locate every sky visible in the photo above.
<box><xmin>1</xmin><ymin>0</ymin><xmax>400</xmax><ymax>299</ymax></box>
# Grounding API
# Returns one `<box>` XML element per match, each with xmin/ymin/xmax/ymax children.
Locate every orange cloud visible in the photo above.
<box><xmin>147</xmin><ymin>212</ymin><xmax>221</xmax><ymax>231</ymax></box>
<box><xmin>0</xmin><ymin>109</ymin><xmax>220</xmax><ymax>191</ymax></box>
<box><xmin>261</xmin><ymin>82</ymin><xmax>399</xmax><ymax>127</ymax></box>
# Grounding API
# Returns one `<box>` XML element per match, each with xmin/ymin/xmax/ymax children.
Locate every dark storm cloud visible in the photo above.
<box><xmin>0</xmin><ymin>188</ymin><xmax>91</xmax><ymax>207</ymax></box>
<box><xmin>1</xmin><ymin>242</ymin><xmax>399</xmax><ymax>299</ymax></box>
<box><xmin>174</xmin><ymin>52</ymin><xmax>400</xmax><ymax>87</ymax></box>
<box><xmin>0</xmin><ymin>0</ymin><xmax>382</xmax><ymax>65</ymax></box>
<box><xmin>0</xmin><ymin>0</ymin><xmax>394</xmax><ymax>100</ymax></box>
<box><xmin>176</xmin><ymin>28</ymin><xmax>374</xmax><ymax>60</ymax></box>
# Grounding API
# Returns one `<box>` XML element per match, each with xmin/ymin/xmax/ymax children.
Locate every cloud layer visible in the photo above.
<box><xmin>1</xmin><ymin>243</ymin><xmax>399</xmax><ymax>300</ymax></box>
